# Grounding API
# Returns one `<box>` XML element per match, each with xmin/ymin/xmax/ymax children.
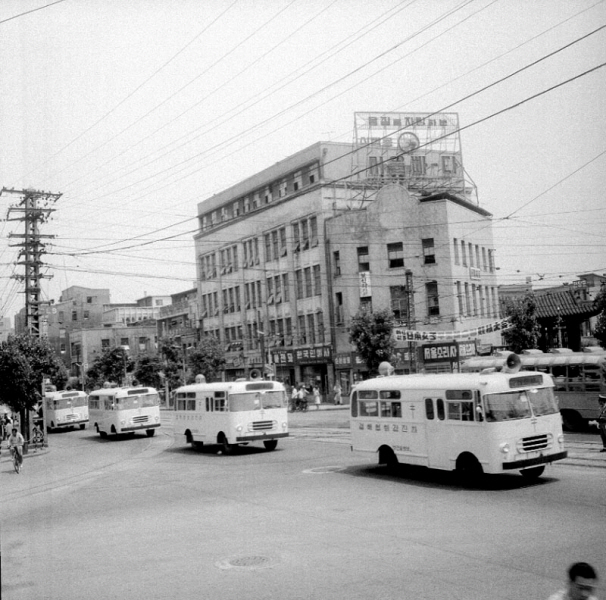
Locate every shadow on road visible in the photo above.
<box><xmin>163</xmin><ymin>442</ymin><xmax>284</xmax><ymax>458</ymax></box>
<box><xmin>344</xmin><ymin>463</ymin><xmax>559</xmax><ymax>492</ymax></box>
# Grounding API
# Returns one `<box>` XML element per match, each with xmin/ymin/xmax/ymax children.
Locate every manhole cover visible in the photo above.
<box><xmin>216</xmin><ymin>555</ymin><xmax>278</xmax><ymax>571</ymax></box>
<box><xmin>303</xmin><ymin>466</ymin><xmax>346</xmax><ymax>474</ymax></box>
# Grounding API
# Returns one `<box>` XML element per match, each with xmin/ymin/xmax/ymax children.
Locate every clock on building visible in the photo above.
<box><xmin>397</xmin><ymin>132</ymin><xmax>420</xmax><ymax>153</ymax></box>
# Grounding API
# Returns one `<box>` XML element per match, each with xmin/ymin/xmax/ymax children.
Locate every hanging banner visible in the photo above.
<box><xmin>393</xmin><ymin>318</ymin><xmax>511</xmax><ymax>343</ymax></box>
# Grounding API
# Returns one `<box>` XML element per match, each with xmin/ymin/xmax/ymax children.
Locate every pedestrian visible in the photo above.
<box><xmin>296</xmin><ymin>385</ymin><xmax>307</xmax><ymax>411</ymax></box>
<box><xmin>596</xmin><ymin>394</ymin><xmax>606</xmax><ymax>452</ymax></box>
<box><xmin>313</xmin><ymin>385</ymin><xmax>321</xmax><ymax>410</ymax></box>
<box><xmin>548</xmin><ymin>562</ymin><xmax>598</xmax><ymax>600</ymax></box>
<box><xmin>333</xmin><ymin>381</ymin><xmax>342</xmax><ymax>405</ymax></box>
<box><xmin>3</xmin><ymin>414</ymin><xmax>13</xmax><ymax>441</ymax></box>
<box><xmin>291</xmin><ymin>385</ymin><xmax>298</xmax><ymax>411</ymax></box>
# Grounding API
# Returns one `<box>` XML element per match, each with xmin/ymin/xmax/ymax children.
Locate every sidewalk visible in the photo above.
<box><xmin>560</xmin><ymin>440</ymin><xmax>606</xmax><ymax>469</ymax></box>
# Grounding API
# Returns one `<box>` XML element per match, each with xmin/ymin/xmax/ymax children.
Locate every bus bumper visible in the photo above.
<box><xmin>122</xmin><ymin>423</ymin><xmax>161</xmax><ymax>432</ymax></box>
<box><xmin>236</xmin><ymin>432</ymin><xmax>289</xmax><ymax>442</ymax></box>
<box><xmin>502</xmin><ymin>451</ymin><xmax>568</xmax><ymax>470</ymax></box>
<box><xmin>57</xmin><ymin>419</ymin><xmax>88</xmax><ymax>427</ymax></box>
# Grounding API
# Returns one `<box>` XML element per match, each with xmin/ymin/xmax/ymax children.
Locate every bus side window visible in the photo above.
<box><xmin>391</xmin><ymin>402</ymin><xmax>401</xmax><ymax>418</ymax></box>
<box><xmin>206</xmin><ymin>397</ymin><xmax>213</xmax><ymax>412</ymax></box>
<box><xmin>425</xmin><ymin>398</ymin><xmax>434</xmax><ymax>420</ymax></box>
<box><xmin>436</xmin><ymin>399</ymin><xmax>445</xmax><ymax>420</ymax></box>
<box><xmin>351</xmin><ymin>391</ymin><xmax>358</xmax><ymax>418</ymax></box>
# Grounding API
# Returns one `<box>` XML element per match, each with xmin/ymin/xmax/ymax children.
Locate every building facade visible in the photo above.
<box><xmin>194</xmin><ymin>126</ymin><xmax>501</xmax><ymax>395</ymax></box>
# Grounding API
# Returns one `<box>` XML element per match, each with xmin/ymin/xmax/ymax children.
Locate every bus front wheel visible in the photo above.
<box><xmin>561</xmin><ymin>410</ymin><xmax>584</xmax><ymax>432</ymax></box>
<box><xmin>456</xmin><ymin>454</ymin><xmax>483</xmax><ymax>481</ymax></box>
<box><xmin>378</xmin><ymin>446</ymin><xmax>399</xmax><ymax>470</ymax></box>
<box><xmin>520</xmin><ymin>466</ymin><xmax>545</xmax><ymax>480</ymax></box>
<box><xmin>263</xmin><ymin>439</ymin><xmax>278</xmax><ymax>451</ymax></box>
<box><xmin>146</xmin><ymin>429</ymin><xmax>155</xmax><ymax>437</ymax></box>
<box><xmin>219</xmin><ymin>434</ymin><xmax>234</xmax><ymax>455</ymax></box>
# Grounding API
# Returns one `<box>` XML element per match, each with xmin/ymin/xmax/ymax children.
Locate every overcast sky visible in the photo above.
<box><xmin>1</xmin><ymin>0</ymin><xmax>604</xmax><ymax>321</ymax></box>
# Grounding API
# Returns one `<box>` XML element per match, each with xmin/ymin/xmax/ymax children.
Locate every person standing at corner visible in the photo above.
<box><xmin>547</xmin><ymin>562</ymin><xmax>599</xmax><ymax>600</ymax></box>
<box><xmin>596</xmin><ymin>394</ymin><xmax>606</xmax><ymax>452</ymax></box>
<box><xmin>333</xmin><ymin>381</ymin><xmax>342</xmax><ymax>405</ymax></box>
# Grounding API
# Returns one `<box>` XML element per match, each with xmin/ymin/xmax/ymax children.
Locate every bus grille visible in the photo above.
<box><xmin>66</xmin><ymin>414</ymin><xmax>77</xmax><ymax>421</ymax></box>
<box><xmin>251</xmin><ymin>420</ymin><xmax>274</xmax><ymax>431</ymax></box>
<box><xmin>518</xmin><ymin>434</ymin><xmax>551</xmax><ymax>453</ymax></box>
<box><xmin>132</xmin><ymin>415</ymin><xmax>149</xmax><ymax>424</ymax></box>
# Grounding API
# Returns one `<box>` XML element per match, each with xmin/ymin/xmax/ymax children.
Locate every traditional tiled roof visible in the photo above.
<box><xmin>534</xmin><ymin>289</ymin><xmax>598</xmax><ymax>319</ymax></box>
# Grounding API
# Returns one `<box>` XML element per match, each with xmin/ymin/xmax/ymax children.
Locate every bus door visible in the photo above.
<box><xmin>423</xmin><ymin>397</ymin><xmax>450</xmax><ymax>469</ymax></box>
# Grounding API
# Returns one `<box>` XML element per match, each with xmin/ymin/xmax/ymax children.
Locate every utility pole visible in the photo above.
<box><xmin>3</xmin><ymin>187</ymin><xmax>60</xmax><ymax>336</ymax></box>
<box><xmin>2</xmin><ymin>187</ymin><xmax>60</xmax><ymax>447</ymax></box>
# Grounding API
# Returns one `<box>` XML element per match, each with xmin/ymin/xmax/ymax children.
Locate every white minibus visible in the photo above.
<box><xmin>45</xmin><ymin>390</ymin><xmax>89</xmax><ymax>431</ymax></box>
<box><xmin>174</xmin><ymin>379</ymin><xmax>289</xmax><ymax>453</ymax></box>
<box><xmin>350</xmin><ymin>357</ymin><xmax>567</xmax><ymax>479</ymax></box>
<box><xmin>88</xmin><ymin>386</ymin><xmax>161</xmax><ymax>437</ymax></box>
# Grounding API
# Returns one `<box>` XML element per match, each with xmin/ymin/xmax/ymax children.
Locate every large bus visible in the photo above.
<box><xmin>88</xmin><ymin>386</ymin><xmax>161</xmax><ymax>438</ymax></box>
<box><xmin>45</xmin><ymin>390</ymin><xmax>89</xmax><ymax>431</ymax></box>
<box><xmin>350</xmin><ymin>358</ymin><xmax>567</xmax><ymax>479</ymax></box>
<box><xmin>174</xmin><ymin>379</ymin><xmax>289</xmax><ymax>453</ymax></box>
<box><xmin>461</xmin><ymin>349</ymin><xmax>606</xmax><ymax>431</ymax></box>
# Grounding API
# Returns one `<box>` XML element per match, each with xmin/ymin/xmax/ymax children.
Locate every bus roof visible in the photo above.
<box><xmin>88</xmin><ymin>386</ymin><xmax>157</xmax><ymax>397</ymax></box>
<box><xmin>45</xmin><ymin>390</ymin><xmax>87</xmax><ymax>399</ymax></box>
<box><xmin>353</xmin><ymin>371</ymin><xmax>553</xmax><ymax>393</ymax></box>
<box><xmin>175</xmin><ymin>380</ymin><xmax>285</xmax><ymax>393</ymax></box>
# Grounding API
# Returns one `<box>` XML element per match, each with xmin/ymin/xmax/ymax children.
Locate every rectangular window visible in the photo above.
<box><xmin>390</xmin><ymin>286</ymin><xmax>408</xmax><ymax>321</ymax></box>
<box><xmin>411</xmin><ymin>155</ymin><xmax>426</xmax><ymax>175</ymax></box>
<box><xmin>293</xmin><ymin>223</ymin><xmax>300</xmax><ymax>252</ymax></box>
<box><xmin>72</xmin><ymin>311</ymin><xmax>78</xmax><ymax>321</ymax></box>
<box><xmin>310</xmin><ymin>216</ymin><xmax>318</xmax><ymax>247</ymax></box>
<box><xmin>313</xmin><ymin>265</ymin><xmax>321</xmax><ymax>296</ymax></box>
<box><xmin>468</xmin><ymin>242</ymin><xmax>474</xmax><ymax>268</ymax></box>
<box><xmin>422</xmin><ymin>238</ymin><xmax>435</xmax><ymax>264</ymax></box>
<box><xmin>426</xmin><ymin>281</ymin><xmax>439</xmax><ymax>317</ymax></box>
<box><xmin>264</xmin><ymin>233</ymin><xmax>272</xmax><ymax>262</ymax></box>
<box><xmin>461</xmin><ymin>240</ymin><xmax>467</xmax><ymax>267</ymax></box>
<box><xmin>296</xmin><ymin>270</ymin><xmax>303</xmax><ymax>300</ymax></box>
<box><xmin>304</xmin><ymin>267</ymin><xmax>313</xmax><ymax>298</ymax></box>
<box><xmin>442</xmin><ymin>155</ymin><xmax>456</xmax><ymax>173</ymax></box>
<box><xmin>307</xmin><ymin>314</ymin><xmax>315</xmax><ymax>345</ymax></box>
<box><xmin>282</xmin><ymin>274</ymin><xmax>290</xmax><ymax>302</ymax></box>
<box><xmin>425</xmin><ymin>398</ymin><xmax>435</xmax><ymax>420</ymax></box>
<box><xmin>335</xmin><ymin>292</ymin><xmax>344</xmax><ymax>324</ymax></box>
<box><xmin>316</xmin><ymin>311</ymin><xmax>324</xmax><ymax>343</ymax></box>
<box><xmin>453</xmin><ymin>238</ymin><xmax>459</xmax><ymax>265</ymax></box>
<box><xmin>357</xmin><ymin>246</ymin><xmax>370</xmax><ymax>272</ymax></box>
<box><xmin>333</xmin><ymin>251</ymin><xmax>341</xmax><ymax>276</ymax></box>
<box><xmin>456</xmin><ymin>282</ymin><xmax>464</xmax><ymax>317</ymax></box>
<box><xmin>279</xmin><ymin>228</ymin><xmax>287</xmax><ymax>256</ymax></box>
<box><xmin>298</xmin><ymin>315</ymin><xmax>307</xmax><ymax>345</ymax></box>
<box><xmin>301</xmin><ymin>220</ymin><xmax>309</xmax><ymax>250</ymax></box>
<box><xmin>102</xmin><ymin>339</ymin><xmax>110</xmax><ymax>349</ymax></box>
<box><xmin>387</xmin><ymin>242</ymin><xmax>404</xmax><ymax>268</ymax></box>
<box><xmin>120</xmin><ymin>337</ymin><xmax>129</xmax><ymax>346</ymax></box>
<box><xmin>369</xmin><ymin>156</ymin><xmax>379</xmax><ymax>176</ymax></box>
<box><xmin>272</xmin><ymin>230</ymin><xmax>279</xmax><ymax>260</ymax></box>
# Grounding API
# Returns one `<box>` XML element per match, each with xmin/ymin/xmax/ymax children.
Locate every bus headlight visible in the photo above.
<box><xmin>499</xmin><ymin>443</ymin><xmax>510</xmax><ymax>454</ymax></box>
<box><xmin>236</xmin><ymin>425</ymin><xmax>243</xmax><ymax>433</ymax></box>
<box><xmin>120</xmin><ymin>420</ymin><xmax>126</xmax><ymax>426</ymax></box>
<box><xmin>282</xmin><ymin>422</ymin><xmax>287</xmax><ymax>430</ymax></box>
<box><xmin>557</xmin><ymin>434</ymin><xmax>565</xmax><ymax>445</ymax></box>
<box><xmin>155</xmin><ymin>416</ymin><xmax>160</xmax><ymax>422</ymax></box>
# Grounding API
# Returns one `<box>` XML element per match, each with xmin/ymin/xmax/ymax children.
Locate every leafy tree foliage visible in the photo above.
<box><xmin>85</xmin><ymin>347</ymin><xmax>134</xmax><ymax>390</ymax></box>
<box><xmin>0</xmin><ymin>334</ymin><xmax>68</xmax><ymax>414</ymax></box>
<box><xmin>593</xmin><ymin>288</ymin><xmax>606</xmax><ymax>349</ymax></box>
<box><xmin>133</xmin><ymin>353</ymin><xmax>181</xmax><ymax>392</ymax></box>
<box><xmin>187</xmin><ymin>335</ymin><xmax>226</xmax><ymax>383</ymax></box>
<box><xmin>502</xmin><ymin>293</ymin><xmax>541</xmax><ymax>353</ymax></box>
<box><xmin>349</xmin><ymin>308</ymin><xmax>396</xmax><ymax>377</ymax></box>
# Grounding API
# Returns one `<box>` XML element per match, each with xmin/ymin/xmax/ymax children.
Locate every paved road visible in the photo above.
<box><xmin>1</xmin><ymin>411</ymin><xmax>604</xmax><ymax>600</ymax></box>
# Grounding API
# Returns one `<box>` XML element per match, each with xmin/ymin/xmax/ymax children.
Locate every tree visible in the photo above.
<box><xmin>0</xmin><ymin>334</ymin><xmax>68</xmax><ymax>429</ymax></box>
<box><xmin>187</xmin><ymin>335</ymin><xmax>226</xmax><ymax>383</ymax></box>
<box><xmin>349</xmin><ymin>308</ymin><xmax>396</xmax><ymax>377</ymax></box>
<box><xmin>593</xmin><ymin>288</ymin><xmax>606</xmax><ymax>349</ymax></box>
<box><xmin>85</xmin><ymin>347</ymin><xmax>134</xmax><ymax>390</ymax></box>
<box><xmin>502</xmin><ymin>293</ymin><xmax>541</xmax><ymax>353</ymax></box>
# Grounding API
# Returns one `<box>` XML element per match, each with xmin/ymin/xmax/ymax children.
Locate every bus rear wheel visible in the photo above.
<box><xmin>263</xmin><ymin>439</ymin><xmax>278</xmax><ymax>451</ymax></box>
<box><xmin>520</xmin><ymin>466</ymin><xmax>545</xmax><ymax>480</ymax></box>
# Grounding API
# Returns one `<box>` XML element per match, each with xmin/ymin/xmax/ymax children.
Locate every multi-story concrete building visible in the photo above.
<box><xmin>0</xmin><ymin>316</ymin><xmax>13</xmax><ymax>343</ymax></box>
<box><xmin>156</xmin><ymin>288</ymin><xmax>199</xmax><ymax>352</ymax></box>
<box><xmin>194</xmin><ymin>113</ymin><xmax>501</xmax><ymax>395</ymax></box>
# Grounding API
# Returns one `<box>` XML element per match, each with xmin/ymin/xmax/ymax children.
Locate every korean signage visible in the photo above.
<box><xmin>295</xmin><ymin>346</ymin><xmax>332</xmax><ymax>364</ymax></box>
<box><xmin>422</xmin><ymin>342</ymin><xmax>458</xmax><ymax>364</ymax></box>
<box><xmin>334</xmin><ymin>352</ymin><xmax>366</xmax><ymax>370</ymax></box>
<box><xmin>271</xmin><ymin>350</ymin><xmax>295</xmax><ymax>366</ymax></box>
<box><xmin>393</xmin><ymin>318</ymin><xmax>511</xmax><ymax>343</ymax></box>
<box><xmin>359</xmin><ymin>272</ymin><xmax>371</xmax><ymax>298</ymax></box>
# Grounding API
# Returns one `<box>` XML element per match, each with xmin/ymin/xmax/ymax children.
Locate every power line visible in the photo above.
<box><xmin>0</xmin><ymin>0</ymin><xmax>65</xmax><ymax>26</ymax></box>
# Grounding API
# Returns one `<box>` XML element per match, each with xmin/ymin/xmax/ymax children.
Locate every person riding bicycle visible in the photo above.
<box><xmin>7</xmin><ymin>427</ymin><xmax>25</xmax><ymax>466</ymax></box>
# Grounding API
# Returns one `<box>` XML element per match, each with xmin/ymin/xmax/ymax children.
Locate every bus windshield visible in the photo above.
<box><xmin>484</xmin><ymin>388</ymin><xmax>558</xmax><ymax>422</ymax></box>
<box><xmin>116</xmin><ymin>394</ymin><xmax>159</xmax><ymax>409</ymax></box>
<box><xmin>229</xmin><ymin>391</ymin><xmax>285</xmax><ymax>412</ymax></box>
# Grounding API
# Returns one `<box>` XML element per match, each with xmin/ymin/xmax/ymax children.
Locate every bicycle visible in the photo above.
<box><xmin>10</xmin><ymin>446</ymin><xmax>22</xmax><ymax>474</ymax></box>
